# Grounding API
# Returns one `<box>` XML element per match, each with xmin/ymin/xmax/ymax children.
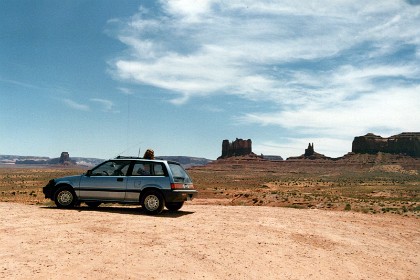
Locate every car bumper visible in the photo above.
<box><xmin>163</xmin><ymin>189</ymin><xmax>198</xmax><ymax>202</ymax></box>
<box><xmin>43</xmin><ymin>180</ymin><xmax>55</xmax><ymax>199</ymax></box>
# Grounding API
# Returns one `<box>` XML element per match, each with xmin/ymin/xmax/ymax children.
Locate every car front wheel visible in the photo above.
<box><xmin>141</xmin><ymin>190</ymin><xmax>164</xmax><ymax>215</ymax></box>
<box><xmin>54</xmin><ymin>187</ymin><xmax>76</xmax><ymax>208</ymax></box>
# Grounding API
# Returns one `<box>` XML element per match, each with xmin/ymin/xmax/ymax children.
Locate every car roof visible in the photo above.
<box><xmin>111</xmin><ymin>157</ymin><xmax>180</xmax><ymax>165</ymax></box>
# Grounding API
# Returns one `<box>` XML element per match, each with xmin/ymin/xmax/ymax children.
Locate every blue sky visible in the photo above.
<box><xmin>1</xmin><ymin>0</ymin><xmax>419</xmax><ymax>160</ymax></box>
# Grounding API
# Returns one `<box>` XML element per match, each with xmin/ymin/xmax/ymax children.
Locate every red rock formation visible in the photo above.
<box><xmin>352</xmin><ymin>132</ymin><xmax>420</xmax><ymax>157</ymax></box>
<box><xmin>287</xmin><ymin>143</ymin><xmax>331</xmax><ymax>160</ymax></box>
<box><xmin>59</xmin><ymin>152</ymin><xmax>70</xmax><ymax>164</ymax></box>
<box><xmin>304</xmin><ymin>143</ymin><xmax>314</xmax><ymax>157</ymax></box>
<box><xmin>219</xmin><ymin>138</ymin><xmax>253</xmax><ymax>159</ymax></box>
<box><xmin>57</xmin><ymin>152</ymin><xmax>76</xmax><ymax>165</ymax></box>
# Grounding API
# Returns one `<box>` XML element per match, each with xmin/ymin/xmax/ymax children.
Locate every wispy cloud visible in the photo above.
<box><xmin>117</xmin><ymin>87</ymin><xmax>134</xmax><ymax>95</ymax></box>
<box><xmin>0</xmin><ymin>77</ymin><xmax>42</xmax><ymax>90</ymax></box>
<box><xmin>90</xmin><ymin>98</ymin><xmax>119</xmax><ymax>113</ymax></box>
<box><xmin>63</xmin><ymin>98</ymin><xmax>119</xmax><ymax>113</ymax></box>
<box><xmin>63</xmin><ymin>99</ymin><xmax>90</xmax><ymax>111</ymax></box>
<box><xmin>107</xmin><ymin>0</ymin><xmax>420</xmax><ymax>155</ymax></box>
<box><xmin>241</xmin><ymin>83</ymin><xmax>419</xmax><ymax>130</ymax></box>
<box><xmin>163</xmin><ymin>0</ymin><xmax>214</xmax><ymax>23</ymax></box>
<box><xmin>109</xmin><ymin>1</ymin><xmax>419</xmax><ymax>97</ymax></box>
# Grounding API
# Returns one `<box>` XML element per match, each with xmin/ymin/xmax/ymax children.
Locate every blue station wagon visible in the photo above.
<box><xmin>43</xmin><ymin>157</ymin><xmax>197</xmax><ymax>214</ymax></box>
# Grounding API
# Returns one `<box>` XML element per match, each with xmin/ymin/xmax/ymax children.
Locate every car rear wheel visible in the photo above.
<box><xmin>141</xmin><ymin>190</ymin><xmax>164</xmax><ymax>215</ymax></box>
<box><xmin>166</xmin><ymin>202</ymin><xmax>184</xmax><ymax>211</ymax></box>
<box><xmin>54</xmin><ymin>187</ymin><xmax>76</xmax><ymax>208</ymax></box>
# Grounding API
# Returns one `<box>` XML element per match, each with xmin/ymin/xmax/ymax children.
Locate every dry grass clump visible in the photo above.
<box><xmin>0</xmin><ymin>166</ymin><xmax>85</xmax><ymax>204</ymax></box>
<box><xmin>1</xmin><ymin>154</ymin><xmax>419</xmax><ymax>217</ymax></box>
<box><xmin>188</xmin><ymin>157</ymin><xmax>420</xmax><ymax>217</ymax></box>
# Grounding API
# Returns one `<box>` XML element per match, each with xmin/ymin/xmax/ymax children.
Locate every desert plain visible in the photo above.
<box><xmin>0</xmin><ymin>153</ymin><xmax>419</xmax><ymax>279</ymax></box>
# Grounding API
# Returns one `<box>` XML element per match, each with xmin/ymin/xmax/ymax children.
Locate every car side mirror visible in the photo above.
<box><xmin>86</xmin><ymin>170</ymin><xmax>92</xmax><ymax>176</ymax></box>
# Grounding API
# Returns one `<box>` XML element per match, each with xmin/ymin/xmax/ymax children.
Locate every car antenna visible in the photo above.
<box><xmin>138</xmin><ymin>147</ymin><xmax>141</xmax><ymax>158</ymax></box>
<box><xmin>113</xmin><ymin>141</ymin><xmax>143</xmax><ymax>159</ymax></box>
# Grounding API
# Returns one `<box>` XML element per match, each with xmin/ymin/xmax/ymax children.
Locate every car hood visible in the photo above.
<box><xmin>54</xmin><ymin>175</ymin><xmax>83</xmax><ymax>184</ymax></box>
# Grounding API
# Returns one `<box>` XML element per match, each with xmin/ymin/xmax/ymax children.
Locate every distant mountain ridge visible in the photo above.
<box><xmin>158</xmin><ymin>156</ymin><xmax>213</xmax><ymax>168</ymax></box>
<box><xmin>0</xmin><ymin>154</ymin><xmax>212</xmax><ymax>168</ymax></box>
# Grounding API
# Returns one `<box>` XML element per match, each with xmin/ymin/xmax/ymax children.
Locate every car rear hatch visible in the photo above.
<box><xmin>168</xmin><ymin>162</ymin><xmax>195</xmax><ymax>190</ymax></box>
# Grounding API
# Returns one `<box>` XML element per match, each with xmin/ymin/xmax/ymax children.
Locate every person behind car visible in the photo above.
<box><xmin>143</xmin><ymin>149</ymin><xmax>155</xmax><ymax>159</ymax></box>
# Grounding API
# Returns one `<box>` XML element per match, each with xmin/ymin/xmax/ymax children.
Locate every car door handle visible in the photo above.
<box><xmin>117</xmin><ymin>178</ymin><xmax>124</xmax><ymax>182</ymax></box>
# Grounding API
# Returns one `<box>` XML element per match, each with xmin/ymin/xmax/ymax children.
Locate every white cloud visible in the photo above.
<box><xmin>117</xmin><ymin>87</ymin><xmax>134</xmax><ymax>95</ymax></box>
<box><xmin>90</xmin><ymin>98</ymin><xmax>119</xmax><ymax>113</ymax></box>
<box><xmin>240</xmin><ymin>84</ymin><xmax>420</xmax><ymax>140</ymax></box>
<box><xmin>110</xmin><ymin>0</ymin><xmax>419</xmax><ymax>98</ymax></box>
<box><xmin>0</xmin><ymin>78</ymin><xmax>42</xmax><ymax>90</ymax></box>
<box><xmin>108</xmin><ymin>0</ymin><xmax>420</xmax><ymax>155</ymax></box>
<box><xmin>162</xmin><ymin>0</ymin><xmax>214</xmax><ymax>23</ymax></box>
<box><xmin>63</xmin><ymin>98</ymin><xmax>119</xmax><ymax>113</ymax></box>
<box><xmin>63</xmin><ymin>99</ymin><xmax>89</xmax><ymax>111</ymax></box>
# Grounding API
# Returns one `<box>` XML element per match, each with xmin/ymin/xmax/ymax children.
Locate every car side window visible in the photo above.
<box><xmin>91</xmin><ymin>160</ymin><xmax>131</xmax><ymax>176</ymax></box>
<box><xmin>133</xmin><ymin>162</ymin><xmax>166</xmax><ymax>176</ymax></box>
<box><xmin>153</xmin><ymin>164</ymin><xmax>165</xmax><ymax>176</ymax></box>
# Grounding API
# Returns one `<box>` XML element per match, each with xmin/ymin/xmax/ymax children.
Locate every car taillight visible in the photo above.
<box><xmin>171</xmin><ymin>183</ymin><xmax>194</xmax><ymax>189</ymax></box>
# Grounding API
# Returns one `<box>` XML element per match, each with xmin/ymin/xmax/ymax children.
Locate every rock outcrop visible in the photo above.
<box><xmin>287</xmin><ymin>143</ymin><xmax>331</xmax><ymax>160</ymax></box>
<box><xmin>59</xmin><ymin>152</ymin><xmax>70</xmax><ymax>164</ymax></box>
<box><xmin>352</xmin><ymin>132</ymin><xmax>420</xmax><ymax>157</ymax></box>
<box><xmin>262</xmin><ymin>155</ymin><xmax>284</xmax><ymax>161</ymax></box>
<box><xmin>305</xmin><ymin>143</ymin><xmax>315</xmax><ymax>157</ymax></box>
<box><xmin>218</xmin><ymin>138</ymin><xmax>254</xmax><ymax>159</ymax></box>
<box><xmin>48</xmin><ymin>152</ymin><xmax>76</xmax><ymax>165</ymax></box>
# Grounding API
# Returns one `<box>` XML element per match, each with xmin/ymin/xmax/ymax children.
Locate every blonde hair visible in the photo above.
<box><xmin>143</xmin><ymin>149</ymin><xmax>155</xmax><ymax>159</ymax></box>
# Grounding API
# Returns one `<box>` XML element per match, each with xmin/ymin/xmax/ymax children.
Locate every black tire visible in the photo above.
<box><xmin>85</xmin><ymin>201</ymin><xmax>101</xmax><ymax>208</ymax></box>
<box><xmin>166</xmin><ymin>202</ymin><xmax>184</xmax><ymax>212</ymax></box>
<box><xmin>54</xmin><ymin>186</ymin><xmax>76</xmax><ymax>208</ymax></box>
<box><xmin>141</xmin><ymin>190</ymin><xmax>164</xmax><ymax>215</ymax></box>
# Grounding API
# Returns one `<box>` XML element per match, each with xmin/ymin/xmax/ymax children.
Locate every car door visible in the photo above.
<box><xmin>78</xmin><ymin>160</ymin><xmax>131</xmax><ymax>201</ymax></box>
<box><xmin>125</xmin><ymin>161</ymin><xmax>170</xmax><ymax>202</ymax></box>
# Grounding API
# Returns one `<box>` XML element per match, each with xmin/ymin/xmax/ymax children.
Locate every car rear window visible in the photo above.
<box><xmin>168</xmin><ymin>163</ymin><xmax>192</xmax><ymax>183</ymax></box>
<box><xmin>132</xmin><ymin>162</ymin><xmax>167</xmax><ymax>176</ymax></box>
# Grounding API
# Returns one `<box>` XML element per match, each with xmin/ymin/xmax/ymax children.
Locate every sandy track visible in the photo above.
<box><xmin>1</xmin><ymin>202</ymin><xmax>419</xmax><ymax>279</ymax></box>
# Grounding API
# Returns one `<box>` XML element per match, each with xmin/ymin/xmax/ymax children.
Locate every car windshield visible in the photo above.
<box><xmin>91</xmin><ymin>160</ymin><xmax>131</xmax><ymax>176</ymax></box>
<box><xmin>168</xmin><ymin>163</ymin><xmax>192</xmax><ymax>183</ymax></box>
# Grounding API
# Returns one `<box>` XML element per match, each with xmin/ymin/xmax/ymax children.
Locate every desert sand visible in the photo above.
<box><xmin>1</xmin><ymin>202</ymin><xmax>418</xmax><ymax>279</ymax></box>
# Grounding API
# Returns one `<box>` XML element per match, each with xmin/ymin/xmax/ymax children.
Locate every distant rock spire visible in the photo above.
<box><xmin>304</xmin><ymin>143</ymin><xmax>314</xmax><ymax>157</ymax></box>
